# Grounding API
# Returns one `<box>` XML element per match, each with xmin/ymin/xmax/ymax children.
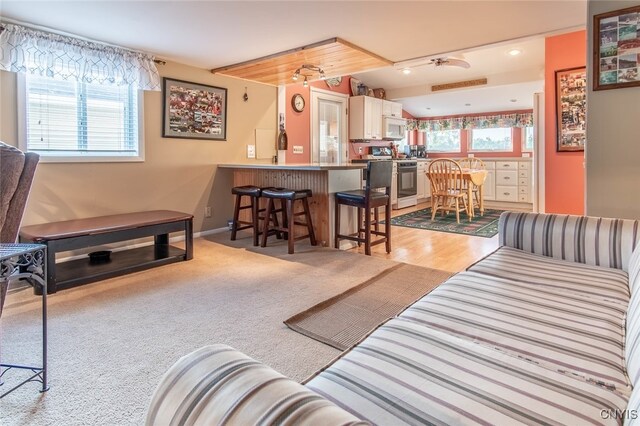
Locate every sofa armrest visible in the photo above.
<box><xmin>146</xmin><ymin>345</ymin><xmax>367</xmax><ymax>426</ymax></box>
<box><xmin>498</xmin><ymin>211</ymin><xmax>639</xmax><ymax>271</ymax></box>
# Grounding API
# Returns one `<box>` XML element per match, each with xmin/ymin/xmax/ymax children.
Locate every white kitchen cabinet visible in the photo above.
<box><xmin>487</xmin><ymin>160</ymin><xmax>532</xmax><ymax>203</ymax></box>
<box><xmin>481</xmin><ymin>161</ymin><xmax>495</xmax><ymax>201</ymax></box>
<box><xmin>383</xmin><ymin>100</ymin><xmax>403</xmax><ymax>117</ymax></box>
<box><xmin>417</xmin><ymin>162</ymin><xmax>426</xmax><ymax>199</ymax></box>
<box><xmin>424</xmin><ymin>172</ymin><xmax>431</xmax><ymax>199</ymax></box>
<box><xmin>349</xmin><ymin>96</ymin><xmax>382</xmax><ymax>140</ymax></box>
<box><xmin>482</xmin><ymin>170</ymin><xmax>496</xmax><ymax>200</ymax></box>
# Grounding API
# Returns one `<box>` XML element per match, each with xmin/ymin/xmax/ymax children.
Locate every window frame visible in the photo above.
<box><xmin>424</xmin><ymin>129</ymin><xmax>462</xmax><ymax>153</ymax></box>
<box><xmin>522</xmin><ymin>126</ymin><xmax>534</xmax><ymax>152</ymax></box>
<box><xmin>468</xmin><ymin>127</ymin><xmax>514</xmax><ymax>153</ymax></box>
<box><xmin>17</xmin><ymin>73</ymin><xmax>145</xmax><ymax>163</ymax></box>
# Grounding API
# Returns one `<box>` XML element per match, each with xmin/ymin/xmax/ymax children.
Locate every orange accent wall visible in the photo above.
<box><xmin>544</xmin><ymin>30</ymin><xmax>586</xmax><ymax>214</ymax></box>
<box><xmin>285</xmin><ymin>84</ymin><xmax>311</xmax><ymax>163</ymax></box>
<box><xmin>284</xmin><ymin>77</ymin><xmax>352</xmax><ymax>164</ymax></box>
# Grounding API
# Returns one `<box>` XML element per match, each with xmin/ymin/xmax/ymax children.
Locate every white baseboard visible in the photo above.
<box><xmin>57</xmin><ymin>226</ymin><xmax>229</xmax><ymax>263</ymax></box>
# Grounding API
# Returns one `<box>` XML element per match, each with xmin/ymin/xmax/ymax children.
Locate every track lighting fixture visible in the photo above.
<box><xmin>292</xmin><ymin>64</ymin><xmax>326</xmax><ymax>84</ymax></box>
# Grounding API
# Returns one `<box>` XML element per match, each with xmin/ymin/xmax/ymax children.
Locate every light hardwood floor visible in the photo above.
<box><xmin>348</xmin><ymin>201</ymin><xmax>499</xmax><ymax>273</ymax></box>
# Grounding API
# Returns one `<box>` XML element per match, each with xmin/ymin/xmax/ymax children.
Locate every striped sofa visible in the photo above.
<box><xmin>147</xmin><ymin>212</ymin><xmax>640</xmax><ymax>425</ymax></box>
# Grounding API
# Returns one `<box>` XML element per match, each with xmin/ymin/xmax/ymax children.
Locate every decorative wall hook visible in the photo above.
<box><xmin>243</xmin><ymin>87</ymin><xmax>249</xmax><ymax>102</ymax></box>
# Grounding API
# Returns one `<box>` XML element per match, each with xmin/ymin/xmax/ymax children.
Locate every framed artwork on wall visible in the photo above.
<box><xmin>593</xmin><ymin>5</ymin><xmax>640</xmax><ymax>91</ymax></box>
<box><xmin>556</xmin><ymin>66</ymin><xmax>587</xmax><ymax>152</ymax></box>
<box><xmin>162</xmin><ymin>78</ymin><xmax>227</xmax><ymax>140</ymax></box>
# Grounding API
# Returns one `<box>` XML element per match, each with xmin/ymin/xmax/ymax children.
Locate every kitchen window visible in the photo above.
<box><xmin>425</xmin><ymin>129</ymin><xmax>461</xmax><ymax>152</ymax></box>
<box><xmin>19</xmin><ymin>74</ymin><xmax>143</xmax><ymax>162</ymax></box>
<box><xmin>523</xmin><ymin>126</ymin><xmax>534</xmax><ymax>152</ymax></box>
<box><xmin>470</xmin><ymin>127</ymin><xmax>512</xmax><ymax>152</ymax></box>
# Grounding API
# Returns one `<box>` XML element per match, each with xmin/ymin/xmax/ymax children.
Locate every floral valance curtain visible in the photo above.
<box><xmin>405</xmin><ymin>119</ymin><xmax>418</xmax><ymax>131</ymax></box>
<box><xmin>418</xmin><ymin>112</ymin><xmax>533</xmax><ymax>132</ymax></box>
<box><xmin>0</xmin><ymin>23</ymin><xmax>161</xmax><ymax>91</ymax></box>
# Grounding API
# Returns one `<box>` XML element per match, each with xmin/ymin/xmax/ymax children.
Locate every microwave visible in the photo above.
<box><xmin>382</xmin><ymin>117</ymin><xmax>406</xmax><ymax>140</ymax></box>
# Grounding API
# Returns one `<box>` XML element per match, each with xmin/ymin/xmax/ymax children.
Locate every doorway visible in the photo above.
<box><xmin>310</xmin><ymin>88</ymin><xmax>348</xmax><ymax>164</ymax></box>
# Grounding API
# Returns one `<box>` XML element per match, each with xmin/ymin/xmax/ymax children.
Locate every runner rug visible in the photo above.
<box><xmin>284</xmin><ymin>263</ymin><xmax>451</xmax><ymax>350</ymax></box>
<box><xmin>389</xmin><ymin>207</ymin><xmax>503</xmax><ymax>238</ymax></box>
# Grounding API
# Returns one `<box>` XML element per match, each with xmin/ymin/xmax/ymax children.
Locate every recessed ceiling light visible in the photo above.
<box><xmin>402</xmin><ymin>68</ymin><xmax>411</xmax><ymax>75</ymax></box>
<box><xmin>510</xmin><ymin>99</ymin><xmax>518</xmax><ymax>102</ymax></box>
<box><xmin>465</xmin><ymin>103</ymin><xmax>471</xmax><ymax>106</ymax></box>
<box><xmin>507</xmin><ymin>49</ymin><xmax>522</xmax><ymax>56</ymax></box>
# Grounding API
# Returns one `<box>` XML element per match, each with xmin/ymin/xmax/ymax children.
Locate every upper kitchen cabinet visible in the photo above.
<box><xmin>349</xmin><ymin>96</ymin><xmax>383</xmax><ymax>140</ymax></box>
<box><xmin>382</xmin><ymin>100</ymin><xmax>403</xmax><ymax>117</ymax></box>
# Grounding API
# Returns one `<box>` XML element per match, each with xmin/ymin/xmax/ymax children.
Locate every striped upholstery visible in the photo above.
<box><xmin>398</xmin><ymin>271</ymin><xmax>630</xmax><ymax>394</ymax></box>
<box><xmin>306</xmin><ymin>320</ymin><xmax>629</xmax><ymax>425</ymax></box>
<box><xmin>627</xmin><ymin>288</ymin><xmax>640</xmax><ymax>388</ymax></box>
<box><xmin>468</xmin><ymin>246</ymin><xmax>630</xmax><ymax>302</ymax></box>
<box><xmin>499</xmin><ymin>212</ymin><xmax>640</xmax><ymax>272</ymax></box>
<box><xmin>630</xmin><ymin>245</ymin><xmax>640</xmax><ymax>294</ymax></box>
<box><xmin>146</xmin><ymin>345</ymin><xmax>367</xmax><ymax>426</ymax></box>
<box><xmin>626</xmin><ymin>385</ymin><xmax>640</xmax><ymax>425</ymax></box>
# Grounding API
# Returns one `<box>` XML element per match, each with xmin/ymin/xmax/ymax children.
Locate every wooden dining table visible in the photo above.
<box><xmin>462</xmin><ymin>168</ymin><xmax>488</xmax><ymax>217</ymax></box>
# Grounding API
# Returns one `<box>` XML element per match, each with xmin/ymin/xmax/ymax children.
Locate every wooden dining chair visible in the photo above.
<box><xmin>427</xmin><ymin>159</ymin><xmax>468</xmax><ymax>224</ymax></box>
<box><xmin>458</xmin><ymin>157</ymin><xmax>486</xmax><ymax>214</ymax></box>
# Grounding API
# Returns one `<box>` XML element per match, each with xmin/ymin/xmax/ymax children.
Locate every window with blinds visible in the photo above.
<box><xmin>20</xmin><ymin>74</ymin><xmax>142</xmax><ymax>161</ymax></box>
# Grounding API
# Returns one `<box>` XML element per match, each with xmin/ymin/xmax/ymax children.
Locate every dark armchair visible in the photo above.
<box><xmin>1</xmin><ymin>142</ymin><xmax>39</xmax><ymax>316</ymax></box>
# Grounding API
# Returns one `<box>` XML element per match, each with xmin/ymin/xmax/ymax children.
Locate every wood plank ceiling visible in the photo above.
<box><xmin>211</xmin><ymin>37</ymin><xmax>392</xmax><ymax>86</ymax></box>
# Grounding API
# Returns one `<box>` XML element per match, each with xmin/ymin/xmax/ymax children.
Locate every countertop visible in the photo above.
<box><xmin>410</xmin><ymin>157</ymin><xmax>533</xmax><ymax>162</ymax></box>
<box><xmin>219</xmin><ymin>163</ymin><xmax>366</xmax><ymax>171</ymax></box>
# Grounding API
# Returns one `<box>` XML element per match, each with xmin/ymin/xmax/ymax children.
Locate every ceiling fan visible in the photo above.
<box><xmin>428</xmin><ymin>57</ymin><xmax>471</xmax><ymax>69</ymax></box>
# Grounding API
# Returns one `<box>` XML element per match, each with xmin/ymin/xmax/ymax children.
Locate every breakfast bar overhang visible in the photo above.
<box><xmin>219</xmin><ymin>163</ymin><xmax>366</xmax><ymax>248</ymax></box>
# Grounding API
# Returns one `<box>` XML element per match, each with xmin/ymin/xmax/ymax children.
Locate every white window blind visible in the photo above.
<box><xmin>23</xmin><ymin>74</ymin><xmax>141</xmax><ymax>160</ymax></box>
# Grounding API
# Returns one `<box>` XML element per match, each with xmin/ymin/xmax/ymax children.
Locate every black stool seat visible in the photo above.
<box><xmin>335</xmin><ymin>161</ymin><xmax>392</xmax><ymax>256</ymax></box>
<box><xmin>335</xmin><ymin>190</ymin><xmax>389</xmax><ymax>206</ymax></box>
<box><xmin>261</xmin><ymin>188</ymin><xmax>316</xmax><ymax>254</ymax></box>
<box><xmin>232</xmin><ymin>185</ymin><xmax>261</xmax><ymax>197</ymax></box>
<box><xmin>261</xmin><ymin>188</ymin><xmax>312</xmax><ymax>200</ymax></box>
<box><xmin>230</xmin><ymin>185</ymin><xmax>275</xmax><ymax>247</ymax></box>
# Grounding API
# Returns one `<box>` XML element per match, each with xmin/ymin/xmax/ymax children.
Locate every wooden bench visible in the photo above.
<box><xmin>19</xmin><ymin>210</ymin><xmax>193</xmax><ymax>293</ymax></box>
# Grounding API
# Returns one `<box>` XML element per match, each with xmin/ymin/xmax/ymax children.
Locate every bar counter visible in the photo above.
<box><xmin>219</xmin><ymin>163</ymin><xmax>365</xmax><ymax>247</ymax></box>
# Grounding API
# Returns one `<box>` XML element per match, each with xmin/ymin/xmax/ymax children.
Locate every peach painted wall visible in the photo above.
<box><xmin>284</xmin><ymin>77</ymin><xmax>351</xmax><ymax>163</ymax></box>
<box><xmin>544</xmin><ymin>30</ymin><xmax>586</xmax><ymax>214</ymax></box>
<box><xmin>415</xmin><ymin>109</ymin><xmax>532</xmax><ymax>159</ymax></box>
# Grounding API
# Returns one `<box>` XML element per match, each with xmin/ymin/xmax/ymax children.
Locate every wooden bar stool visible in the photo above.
<box><xmin>231</xmin><ymin>186</ymin><xmax>284</xmax><ymax>246</ymax></box>
<box><xmin>334</xmin><ymin>160</ymin><xmax>393</xmax><ymax>256</ymax></box>
<box><xmin>230</xmin><ymin>185</ymin><xmax>262</xmax><ymax>246</ymax></box>
<box><xmin>260</xmin><ymin>188</ymin><xmax>317</xmax><ymax>254</ymax></box>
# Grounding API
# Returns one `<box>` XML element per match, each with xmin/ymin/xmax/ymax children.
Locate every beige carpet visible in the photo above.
<box><xmin>285</xmin><ymin>263</ymin><xmax>451</xmax><ymax>350</ymax></box>
<box><xmin>1</xmin><ymin>233</ymin><xmax>411</xmax><ymax>426</ymax></box>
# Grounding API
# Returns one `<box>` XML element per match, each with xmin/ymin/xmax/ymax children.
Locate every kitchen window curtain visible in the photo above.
<box><xmin>0</xmin><ymin>23</ymin><xmax>160</xmax><ymax>91</ymax></box>
<box><xmin>418</xmin><ymin>112</ymin><xmax>533</xmax><ymax>132</ymax></box>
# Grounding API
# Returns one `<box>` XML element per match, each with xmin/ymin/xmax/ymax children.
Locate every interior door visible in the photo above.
<box><xmin>311</xmin><ymin>88</ymin><xmax>348</xmax><ymax>164</ymax></box>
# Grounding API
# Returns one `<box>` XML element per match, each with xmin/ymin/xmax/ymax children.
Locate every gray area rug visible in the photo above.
<box><xmin>284</xmin><ymin>263</ymin><xmax>451</xmax><ymax>350</ymax></box>
<box><xmin>1</xmin><ymin>235</ymin><xmax>399</xmax><ymax>425</ymax></box>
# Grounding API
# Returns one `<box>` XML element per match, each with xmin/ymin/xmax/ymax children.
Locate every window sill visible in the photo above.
<box><xmin>37</xmin><ymin>154</ymin><xmax>144</xmax><ymax>164</ymax></box>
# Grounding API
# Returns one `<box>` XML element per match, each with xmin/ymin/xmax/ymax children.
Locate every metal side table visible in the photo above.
<box><xmin>0</xmin><ymin>243</ymin><xmax>48</xmax><ymax>397</ymax></box>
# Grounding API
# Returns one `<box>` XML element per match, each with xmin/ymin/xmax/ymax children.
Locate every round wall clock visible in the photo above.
<box><xmin>291</xmin><ymin>93</ymin><xmax>305</xmax><ymax>112</ymax></box>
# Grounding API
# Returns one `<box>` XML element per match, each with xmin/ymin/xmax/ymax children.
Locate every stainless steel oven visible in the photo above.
<box><xmin>396</xmin><ymin>161</ymin><xmax>418</xmax><ymax>209</ymax></box>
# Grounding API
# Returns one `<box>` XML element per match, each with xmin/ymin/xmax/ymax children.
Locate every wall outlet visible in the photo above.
<box><xmin>247</xmin><ymin>144</ymin><xmax>256</xmax><ymax>159</ymax></box>
<box><xmin>205</xmin><ymin>206</ymin><xmax>212</xmax><ymax>218</ymax></box>
<box><xmin>358</xmin><ymin>147</ymin><xmax>363</xmax><ymax>154</ymax></box>
<box><xmin>293</xmin><ymin>145</ymin><xmax>303</xmax><ymax>154</ymax></box>
<box><xmin>522</xmin><ymin>152</ymin><xmax>531</xmax><ymax>158</ymax></box>
<box><xmin>467</xmin><ymin>153</ymin><xmax>474</xmax><ymax>158</ymax></box>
